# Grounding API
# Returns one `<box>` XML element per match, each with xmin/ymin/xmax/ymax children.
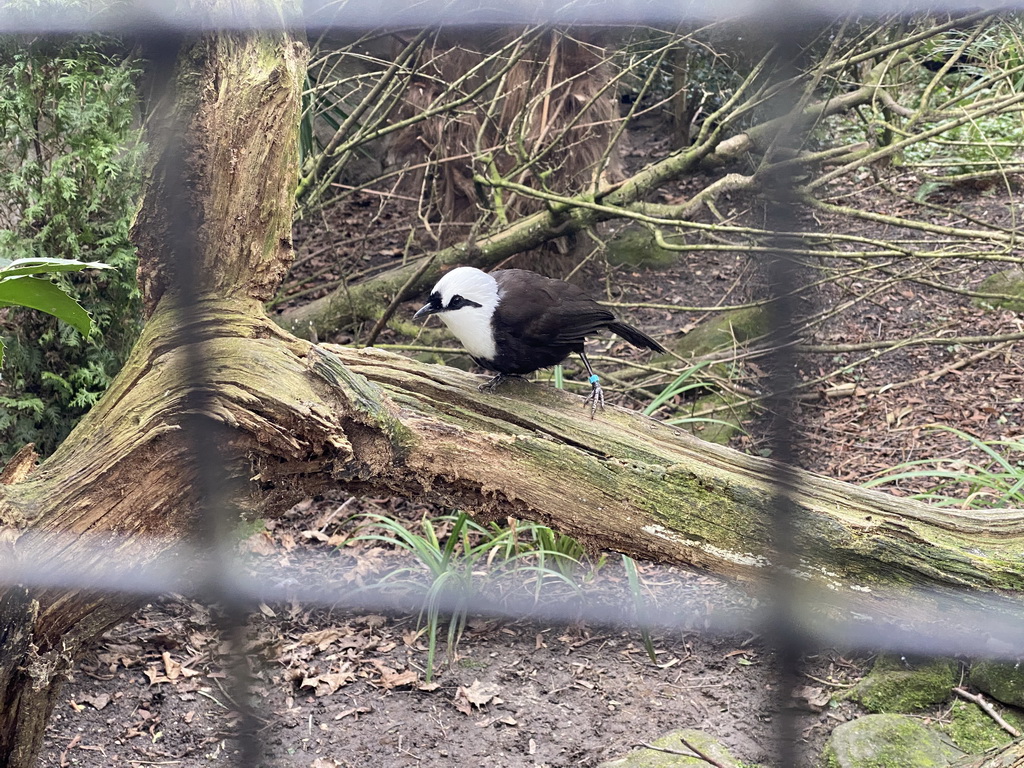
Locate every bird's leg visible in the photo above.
<box><xmin>579</xmin><ymin>351</ymin><xmax>604</xmax><ymax>419</ymax></box>
<box><xmin>479</xmin><ymin>373</ymin><xmax>527</xmax><ymax>392</ymax></box>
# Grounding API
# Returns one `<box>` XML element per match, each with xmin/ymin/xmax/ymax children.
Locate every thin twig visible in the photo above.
<box><xmin>637</xmin><ymin>733</ymin><xmax>733</xmax><ymax>768</ymax></box>
<box><xmin>637</xmin><ymin>742</ymin><xmax>702</xmax><ymax>757</ymax></box>
<box><xmin>953</xmin><ymin>687</ymin><xmax>1022</xmax><ymax>738</ymax></box>
<box><xmin>804</xmin><ymin>672</ymin><xmax>857</xmax><ymax>689</ymax></box>
<box><xmin>801</xmin><ymin>331</ymin><xmax>1024</xmax><ymax>354</ymax></box>
<box><xmin>365</xmin><ymin>254</ymin><xmax>437</xmax><ymax>346</ymax></box>
<box><xmin>676</xmin><ymin>733</ymin><xmax>733</xmax><ymax>768</ymax></box>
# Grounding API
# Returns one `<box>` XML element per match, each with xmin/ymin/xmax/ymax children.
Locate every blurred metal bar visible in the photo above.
<box><xmin>0</xmin><ymin>0</ymin><xmax>1016</xmax><ymax>34</ymax></box>
<box><xmin>759</xmin><ymin>31</ymin><xmax>816</xmax><ymax>766</ymax></box>
<box><xmin>145</xmin><ymin>33</ymin><xmax>267</xmax><ymax>764</ymax></box>
<box><xmin>1</xmin><ymin>535</ymin><xmax>1021</xmax><ymax>658</ymax></box>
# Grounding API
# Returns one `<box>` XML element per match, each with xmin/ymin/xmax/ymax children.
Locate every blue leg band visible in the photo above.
<box><xmin>588</xmin><ymin>374</ymin><xmax>600</xmax><ymax>384</ymax></box>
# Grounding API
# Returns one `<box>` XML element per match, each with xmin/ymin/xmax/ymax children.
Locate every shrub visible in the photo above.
<box><xmin>0</xmin><ymin>37</ymin><xmax>144</xmax><ymax>460</ymax></box>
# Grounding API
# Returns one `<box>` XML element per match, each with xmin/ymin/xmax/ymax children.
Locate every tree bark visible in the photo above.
<box><xmin>1</xmin><ymin>12</ymin><xmax>1023</xmax><ymax>768</ymax></box>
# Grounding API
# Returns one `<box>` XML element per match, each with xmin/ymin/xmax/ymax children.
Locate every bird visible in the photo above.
<box><xmin>413</xmin><ymin>266</ymin><xmax>666</xmax><ymax>417</ymax></box>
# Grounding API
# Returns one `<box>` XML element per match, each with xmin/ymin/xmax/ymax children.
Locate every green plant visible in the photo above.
<box><xmin>643</xmin><ymin>362</ymin><xmax>711</xmax><ymax>417</ymax></box>
<box><xmin>901</xmin><ymin>109</ymin><xmax>1022</xmax><ymax>178</ymax></box>
<box><xmin>0</xmin><ymin>37</ymin><xmax>144</xmax><ymax>461</ymax></box>
<box><xmin>642</xmin><ymin>361</ymin><xmax>747</xmax><ymax>436</ymax></box>
<box><xmin>623</xmin><ymin>554</ymin><xmax>658</xmax><ymax>663</ymax></box>
<box><xmin>353</xmin><ymin>511</ymin><xmax>506</xmax><ymax>681</ymax></box>
<box><xmin>864</xmin><ymin>426</ymin><xmax>1024</xmax><ymax>508</ymax></box>
<box><xmin>527</xmin><ymin>524</ymin><xmax>590</xmax><ymax>580</ymax></box>
<box><xmin>351</xmin><ymin>510</ymin><xmax>601</xmax><ymax>680</ymax></box>
<box><xmin>897</xmin><ymin>19</ymin><xmax>1024</xmax><ymax>179</ymax></box>
<box><xmin>0</xmin><ymin>256</ymin><xmax>109</xmax><ymax>367</ymax></box>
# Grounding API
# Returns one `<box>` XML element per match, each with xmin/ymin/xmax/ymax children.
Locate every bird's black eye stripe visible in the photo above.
<box><xmin>447</xmin><ymin>294</ymin><xmax>482</xmax><ymax>310</ymax></box>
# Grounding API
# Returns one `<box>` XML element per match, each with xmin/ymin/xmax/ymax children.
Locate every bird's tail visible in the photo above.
<box><xmin>608</xmin><ymin>321</ymin><xmax>666</xmax><ymax>354</ymax></box>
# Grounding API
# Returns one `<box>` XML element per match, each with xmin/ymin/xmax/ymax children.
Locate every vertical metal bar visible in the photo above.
<box><xmin>756</xmin><ymin>22</ymin><xmax>812</xmax><ymax>768</ymax></box>
<box><xmin>144</xmin><ymin>33</ymin><xmax>266</xmax><ymax>765</ymax></box>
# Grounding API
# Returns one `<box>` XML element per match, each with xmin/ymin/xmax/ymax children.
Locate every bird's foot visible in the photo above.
<box><xmin>583</xmin><ymin>375</ymin><xmax>605</xmax><ymax>419</ymax></box>
<box><xmin>479</xmin><ymin>373</ymin><xmax>527</xmax><ymax>392</ymax></box>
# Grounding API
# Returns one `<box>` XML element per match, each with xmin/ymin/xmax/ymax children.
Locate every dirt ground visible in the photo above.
<box><xmin>37</xmin><ymin>109</ymin><xmax>1024</xmax><ymax>767</ymax></box>
<box><xmin>41</xmin><ymin>530</ymin><xmax>865</xmax><ymax>768</ymax></box>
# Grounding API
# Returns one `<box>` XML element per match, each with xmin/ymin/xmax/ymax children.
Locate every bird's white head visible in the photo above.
<box><xmin>413</xmin><ymin>267</ymin><xmax>500</xmax><ymax>361</ymax></box>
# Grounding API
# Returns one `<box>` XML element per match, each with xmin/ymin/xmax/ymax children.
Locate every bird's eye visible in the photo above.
<box><xmin>449</xmin><ymin>294</ymin><xmax>464</xmax><ymax>309</ymax></box>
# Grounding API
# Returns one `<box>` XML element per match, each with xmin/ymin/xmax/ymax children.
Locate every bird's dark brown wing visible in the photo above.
<box><xmin>493</xmin><ymin>270</ymin><xmax>615</xmax><ymax>346</ymax></box>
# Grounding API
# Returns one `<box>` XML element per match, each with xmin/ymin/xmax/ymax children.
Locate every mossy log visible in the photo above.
<box><xmin>4</xmin><ymin>299</ymin><xmax>1022</xmax><ymax>762</ymax></box>
<box><xmin>4</xmin><ymin>311</ymin><xmax>1023</xmax><ymax>623</ymax></box>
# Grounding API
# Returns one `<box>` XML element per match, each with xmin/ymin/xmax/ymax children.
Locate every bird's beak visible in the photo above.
<box><xmin>413</xmin><ymin>303</ymin><xmax>437</xmax><ymax>321</ymax></box>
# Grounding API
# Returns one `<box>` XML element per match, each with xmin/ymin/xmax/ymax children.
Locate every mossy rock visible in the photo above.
<box><xmin>973</xmin><ymin>269</ymin><xmax>1024</xmax><ymax>312</ymax></box>
<box><xmin>606</xmin><ymin>226</ymin><xmax>679</xmax><ymax>269</ymax></box>
<box><xmin>969</xmin><ymin>660</ymin><xmax>1024</xmax><ymax>708</ymax></box>
<box><xmin>823</xmin><ymin>714</ymin><xmax>961</xmax><ymax>768</ymax></box>
<box><xmin>846</xmin><ymin>656</ymin><xmax>958</xmax><ymax>713</ymax></box>
<box><xmin>599</xmin><ymin>728</ymin><xmax>742</xmax><ymax>767</ymax></box>
<box><xmin>941</xmin><ymin>698</ymin><xmax>1022</xmax><ymax>754</ymax></box>
<box><xmin>673</xmin><ymin>307</ymin><xmax>769</xmax><ymax>358</ymax></box>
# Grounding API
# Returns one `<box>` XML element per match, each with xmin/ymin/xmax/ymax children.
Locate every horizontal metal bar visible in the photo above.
<box><xmin>0</xmin><ymin>0</ymin><xmax>1014</xmax><ymax>35</ymax></box>
<box><xmin>1</xmin><ymin>531</ymin><xmax>1020</xmax><ymax>659</ymax></box>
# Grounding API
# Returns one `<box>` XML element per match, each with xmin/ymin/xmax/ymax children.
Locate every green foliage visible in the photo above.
<box><xmin>0</xmin><ymin>256</ymin><xmax>112</xmax><ymax>366</ymax></box>
<box><xmin>643</xmin><ymin>361</ymin><xmax>710</xmax><ymax>416</ymax></box>
<box><xmin>0</xmin><ymin>37</ymin><xmax>144</xmax><ymax>461</ymax></box>
<box><xmin>525</xmin><ymin>522</ymin><xmax>596</xmax><ymax>582</ymax></box>
<box><xmin>902</xmin><ymin>110</ymin><xmax>1022</xmax><ymax>178</ymax></box>
<box><xmin>864</xmin><ymin>426</ymin><xmax>1024</xmax><ymax>509</ymax></box>
<box><xmin>898</xmin><ymin>19</ymin><xmax>1024</xmax><ymax>179</ymax></box>
<box><xmin>351</xmin><ymin>511</ymin><xmax>604</xmax><ymax>681</ymax></box>
<box><xmin>806</xmin><ymin>16</ymin><xmax>1024</xmax><ymax>188</ymax></box>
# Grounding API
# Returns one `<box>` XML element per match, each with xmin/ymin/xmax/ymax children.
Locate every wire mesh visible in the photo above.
<box><xmin>2</xmin><ymin>3</ymin><xmax>1023</xmax><ymax>767</ymax></box>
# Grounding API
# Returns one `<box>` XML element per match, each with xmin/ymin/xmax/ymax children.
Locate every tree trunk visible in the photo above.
<box><xmin>0</xmin><ymin>8</ymin><xmax>307</xmax><ymax>765</ymax></box>
<box><xmin>1</xmin><ymin>12</ymin><xmax>1023</xmax><ymax>768</ymax></box>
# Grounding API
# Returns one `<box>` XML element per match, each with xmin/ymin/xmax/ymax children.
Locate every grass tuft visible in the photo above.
<box><xmin>864</xmin><ymin>426</ymin><xmax>1024</xmax><ymax>508</ymax></box>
